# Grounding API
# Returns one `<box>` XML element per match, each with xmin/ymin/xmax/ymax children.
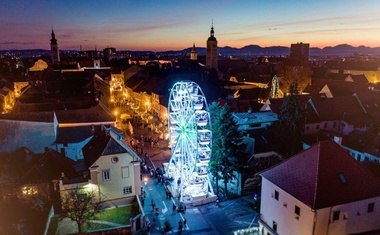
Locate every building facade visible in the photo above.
<box><xmin>290</xmin><ymin>42</ymin><xmax>309</xmax><ymax>63</ymax></box>
<box><xmin>259</xmin><ymin>141</ymin><xmax>380</xmax><ymax>235</ymax></box>
<box><xmin>206</xmin><ymin>24</ymin><xmax>218</xmax><ymax>70</ymax></box>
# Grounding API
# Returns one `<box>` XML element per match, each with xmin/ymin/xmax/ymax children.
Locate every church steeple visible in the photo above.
<box><xmin>206</xmin><ymin>21</ymin><xmax>218</xmax><ymax>69</ymax></box>
<box><xmin>50</xmin><ymin>28</ymin><xmax>57</xmax><ymax>45</ymax></box>
<box><xmin>190</xmin><ymin>43</ymin><xmax>197</xmax><ymax>61</ymax></box>
<box><xmin>208</xmin><ymin>20</ymin><xmax>216</xmax><ymax>41</ymax></box>
<box><xmin>50</xmin><ymin>27</ymin><xmax>60</xmax><ymax>63</ymax></box>
<box><xmin>210</xmin><ymin>20</ymin><xmax>214</xmax><ymax>38</ymax></box>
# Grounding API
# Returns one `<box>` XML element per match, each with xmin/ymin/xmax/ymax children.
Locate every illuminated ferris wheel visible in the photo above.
<box><xmin>166</xmin><ymin>81</ymin><xmax>214</xmax><ymax>202</ymax></box>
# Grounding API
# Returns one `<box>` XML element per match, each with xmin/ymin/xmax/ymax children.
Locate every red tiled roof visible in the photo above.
<box><xmin>260</xmin><ymin>141</ymin><xmax>380</xmax><ymax>210</ymax></box>
<box><xmin>311</xmin><ymin>96</ymin><xmax>371</xmax><ymax>124</ymax></box>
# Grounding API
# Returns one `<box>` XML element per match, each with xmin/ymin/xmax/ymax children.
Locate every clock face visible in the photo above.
<box><xmin>111</xmin><ymin>156</ymin><xmax>119</xmax><ymax>164</ymax></box>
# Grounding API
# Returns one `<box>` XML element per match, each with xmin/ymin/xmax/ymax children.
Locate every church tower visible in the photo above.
<box><xmin>50</xmin><ymin>28</ymin><xmax>60</xmax><ymax>63</ymax></box>
<box><xmin>190</xmin><ymin>43</ymin><xmax>197</xmax><ymax>60</ymax></box>
<box><xmin>206</xmin><ymin>23</ymin><xmax>218</xmax><ymax>69</ymax></box>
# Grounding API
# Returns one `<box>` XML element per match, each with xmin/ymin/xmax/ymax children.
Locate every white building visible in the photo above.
<box><xmin>232</xmin><ymin>111</ymin><xmax>278</xmax><ymax>131</ymax></box>
<box><xmin>259</xmin><ymin>141</ymin><xmax>380</xmax><ymax>235</ymax></box>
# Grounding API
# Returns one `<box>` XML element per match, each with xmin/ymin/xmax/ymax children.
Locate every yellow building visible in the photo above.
<box><xmin>60</xmin><ymin>127</ymin><xmax>142</xmax><ymax>204</ymax></box>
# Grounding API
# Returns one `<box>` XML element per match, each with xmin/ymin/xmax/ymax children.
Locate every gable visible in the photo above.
<box><xmin>102</xmin><ymin>138</ymin><xmax>128</xmax><ymax>155</ymax></box>
<box><xmin>260</xmin><ymin>141</ymin><xmax>380</xmax><ymax>210</ymax></box>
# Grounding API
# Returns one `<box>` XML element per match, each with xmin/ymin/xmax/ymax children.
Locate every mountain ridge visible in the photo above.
<box><xmin>1</xmin><ymin>44</ymin><xmax>380</xmax><ymax>57</ymax></box>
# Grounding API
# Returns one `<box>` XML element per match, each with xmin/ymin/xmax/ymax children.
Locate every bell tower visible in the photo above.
<box><xmin>50</xmin><ymin>28</ymin><xmax>60</xmax><ymax>63</ymax></box>
<box><xmin>190</xmin><ymin>43</ymin><xmax>197</xmax><ymax>61</ymax></box>
<box><xmin>206</xmin><ymin>22</ymin><xmax>218</xmax><ymax>69</ymax></box>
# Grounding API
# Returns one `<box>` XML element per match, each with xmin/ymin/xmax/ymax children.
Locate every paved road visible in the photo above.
<box><xmin>129</xmin><ymin>114</ymin><xmax>260</xmax><ymax>235</ymax></box>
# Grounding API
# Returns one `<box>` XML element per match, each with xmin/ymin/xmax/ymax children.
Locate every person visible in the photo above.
<box><xmin>155</xmin><ymin>207</ymin><xmax>159</xmax><ymax>216</ymax></box>
<box><xmin>151</xmin><ymin>200</ymin><xmax>156</xmax><ymax>211</ymax></box>
<box><xmin>183</xmin><ymin>218</ymin><xmax>187</xmax><ymax>228</ymax></box>
<box><xmin>215</xmin><ymin>198</ymin><xmax>220</xmax><ymax>207</ymax></box>
<box><xmin>178</xmin><ymin>220</ymin><xmax>183</xmax><ymax>232</ymax></box>
<box><xmin>146</xmin><ymin>222</ymin><xmax>151</xmax><ymax>232</ymax></box>
<box><xmin>172</xmin><ymin>204</ymin><xmax>177</xmax><ymax>214</ymax></box>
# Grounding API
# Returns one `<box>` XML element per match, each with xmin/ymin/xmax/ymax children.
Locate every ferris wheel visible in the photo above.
<box><xmin>166</xmin><ymin>81</ymin><xmax>214</xmax><ymax>201</ymax></box>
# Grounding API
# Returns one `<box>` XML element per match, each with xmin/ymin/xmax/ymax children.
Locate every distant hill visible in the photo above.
<box><xmin>180</xmin><ymin>44</ymin><xmax>380</xmax><ymax>57</ymax></box>
<box><xmin>1</xmin><ymin>44</ymin><xmax>380</xmax><ymax>58</ymax></box>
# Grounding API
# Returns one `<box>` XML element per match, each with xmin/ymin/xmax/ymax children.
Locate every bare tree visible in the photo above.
<box><xmin>61</xmin><ymin>187</ymin><xmax>104</xmax><ymax>233</ymax></box>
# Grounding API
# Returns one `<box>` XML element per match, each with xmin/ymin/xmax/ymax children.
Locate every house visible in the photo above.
<box><xmin>259</xmin><ymin>141</ymin><xmax>380</xmax><ymax>235</ymax></box>
<box><xmin>232</xmin><ymin>111</ymin><xmax>278</xmax><ymax>131</ymax></box>
<box><xmin>0</xmin><ymin>78</ymin><xmax>16</xmax><ymax>113</ymax></box>
<box><xmin>339</xmin><ymin>130</ymin><xmax>380</xmax><ymax>163</ymax></box>
<box><xmin>53</xmin><ymin>125</ymin><xmax>101</xmax><ymax>161</ymax></box>
<box><xmin>304</xmin><ymin>96</ymin><xmax>372</xmax><ymax>135</ymax></box>
<box><xmin>60</xmin><ymin>127</ymin><xmax>142</xmax><ymax>205</ymax></box>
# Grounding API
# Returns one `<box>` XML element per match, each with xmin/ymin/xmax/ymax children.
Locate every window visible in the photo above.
<box><xmin>122</xmin><ymin>166</ymin><xmax>130</xmax><ymax>178</ymax></box>
<box><xmin>368</xmin><ymin>202</ymin><xmax>375</xmax><ymax>213</ymax></box>
<box><xmin>272</xmin><ymin>221</ymin><xmax>277</xmax><ymax>232</ymax></box>
<box><xmin>274</xmin><ymin>190</ymin><xmax>279</xmax><ymax>200</ymax></box>
<box><xmin>338</xmin><ymin>173</ymin><xmax>347</xmax><ymax>184</ymax></box>
<box><xmin>111</xmin><ymin>156</ymin><xmax>119</xmax><ymax>164</ymax></box>
<box><xmin>333</xmin><ymin>211</ymin><xmax>340</xmax><ymax>221</ymax></box>
<box><xmin>123</xmin><ymin>186</ymin><xmax>132</xmax><ymax>195</ymax></box>
<box><xmin>103</xmin><ymin>170</ymin><xmax>110</xmax><ymax>181</ymax></box>
<box><xmin>295</xmin><ymin>205</ymin><xmax>301</xmax><ymax>219</ymax></box>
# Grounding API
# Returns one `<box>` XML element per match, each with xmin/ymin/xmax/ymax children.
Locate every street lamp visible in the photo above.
<box><xmin>143</xmin><ymin>177</ymin><xmax>148</xmax><ymax>185</ymax></box>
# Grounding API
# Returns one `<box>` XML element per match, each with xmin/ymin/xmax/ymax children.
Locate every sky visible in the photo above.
<box><xmin>1</xmin><ymin>0</ymin><xmax>380</xmax><ymax>51</ymax></box>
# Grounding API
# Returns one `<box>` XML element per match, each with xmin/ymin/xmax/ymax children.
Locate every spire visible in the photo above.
<box><xmin>192</xmin><ymin>43</ymin><xmax>196</xmax><ymax>52</ymax></box>
<box><xmin>50</xmin><ymin>27</ymin><xmax>57</xmax><ymax>45</ymax></box>
<box><xmin>210</xmin><ymin>19</ymin><xmax>214</xmax><ymax>37</ymax></box>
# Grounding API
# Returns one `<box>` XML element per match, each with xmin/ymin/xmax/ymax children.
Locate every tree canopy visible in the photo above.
<box><xmin>277</xmin><ymin>58</ymin><xmax>311</xmax><ymax>95</ymax></box>
<box><xmin>61</xmin><ymin>186</ymin><xmax>104</xmax><ymax>233</ymax></box>
<box><xmin>268</xmin><ymin>81</ymin><xmax>304</xmax><ymax>157</ymax></box>
<box><xmin>208</xmin><ymin>102</ymin><xmax>246</xmax><ymax>195</ymax></box>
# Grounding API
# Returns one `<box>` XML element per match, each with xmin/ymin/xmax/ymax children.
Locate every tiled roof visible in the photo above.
<box><xmin>310</xmin><ymin>96</ymin><xmax>371</xmax><ymax>124</ymax></box>
<box><xmin>18</xmin><ymin>148</ymin><xmax>78</xmax><ymax>185</ymax></box>
<box><xmin>55</xmin><ymin>104</ymin><xmax>114</xmax><ymax>125</ymax></box>
<box><xmin>83</xmin><ymin>128</ymin><xmax>140</xmax><ymax>168</ymax></box>
<box><xmin>55</xmin><ymin>125</ymin><xmax>102</xmax><ymax>144</ymax></box>
<box><xmin>341</xmin><ymin>130</ymin><xmax>376</xmax><ymax>152</ymax></box>
<box><xmin>304</xmin><ymin>79</ymin><xmax>368</xmax><ymax>97</ymax></box>
<box><xmin>0</xmin><ymin>111</ymin><xmax>54</xmax><ymax>122</ymax></box>
<box><xmin>363</xmin><ymin>136</ymin><xmax>380</xmax><ymax>157</ymax></box>
<box><xmin>260</xmin><ymin>141</ymin><xmax>380</xmax><ymax>210</ymax></box>
<box><xmin>215</xmin><ymin>99</ymin><xmax>263</xmax><ymax>113</ymax></box>
<box><xmin>83</xmin><ymin>130</ymin><xmax>128</xmax><ymax>168</ymax></box>
<box><xmin>353</xmin><ymin>92</ymin><xmax>380</xmax><ymax>119</ymax></box>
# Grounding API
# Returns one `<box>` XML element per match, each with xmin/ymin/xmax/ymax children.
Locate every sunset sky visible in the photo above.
<box><xmin>1</xmin><ymin>0</ymin><xmax>379</xmax><ymax>51</ymax></box>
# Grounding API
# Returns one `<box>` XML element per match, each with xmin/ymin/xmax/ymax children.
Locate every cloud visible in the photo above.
<box><xmin>251</xmin><ymin>12</ymin><xmax>380</xmax><ymax>30</ymax></box>
<box><xmin>293</xmin><ymin>27</ymin><xmax>380</xmax><ymax>35</ymax></box>
<box><xmin>0</xmin><ymin>41</ymin><xmax>35</xmax><ymax>45</ymax></box>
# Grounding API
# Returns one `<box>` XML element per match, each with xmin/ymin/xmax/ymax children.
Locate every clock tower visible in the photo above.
<box><xmin>206</xmin><ymin>23</ymin><xmax>218</xmax><ymax>70</ymax></box>
<box><xmin>50</xmin><ymin>28</ymin><xmax>60</xmax><ymax>63</ymax></box>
